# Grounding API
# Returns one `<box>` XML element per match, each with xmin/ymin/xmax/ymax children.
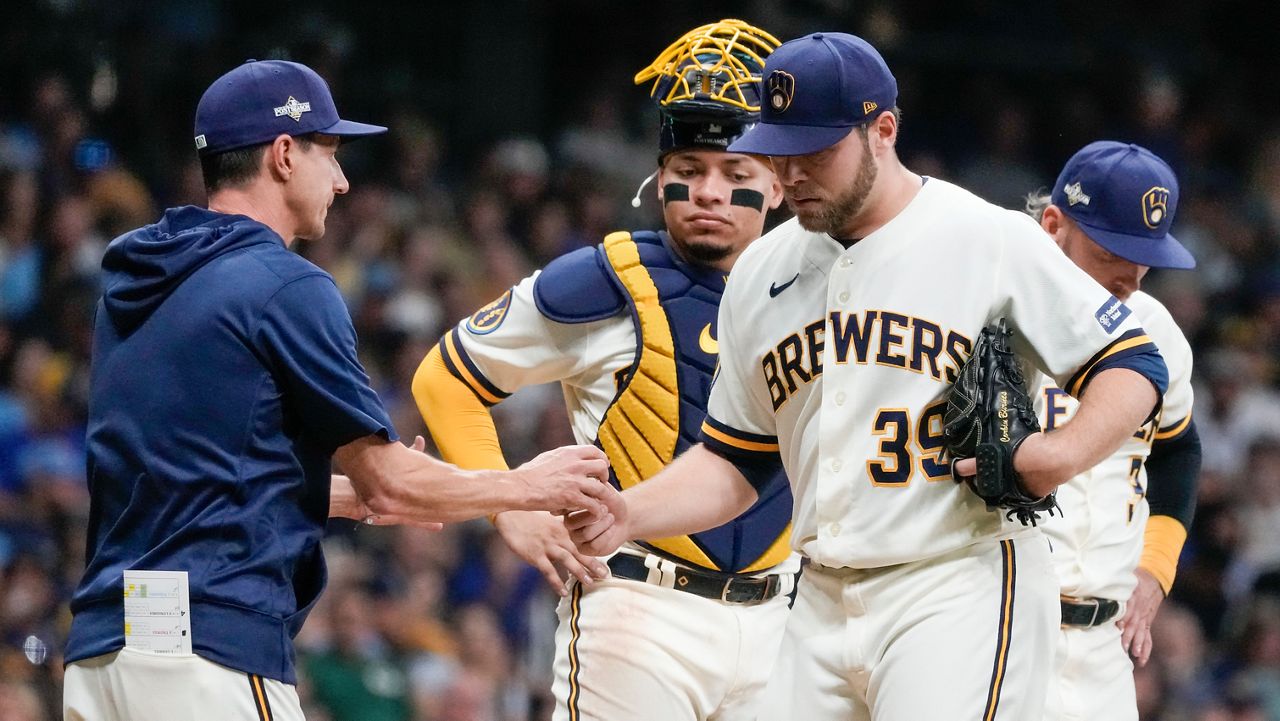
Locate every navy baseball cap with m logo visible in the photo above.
<box><xmin>728</xmin><ymin>32</ymin><xmax>897</xmax><ymax>157</ymax></box>
<box><xmin>193</xmin><ymin>60</ymin><xmax>386</xmax><ymax>155</ymax></box>
<box><xmin>1052</xmin><ymin>141</ymin><xmax>1196</xmax><ymax>270</ymax></box>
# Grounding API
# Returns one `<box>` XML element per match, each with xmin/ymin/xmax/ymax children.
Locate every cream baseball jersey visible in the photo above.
<box><xmin>700</xmin><ymin>178</ymin><xmax>1169</xmax><ymax>569</ymax></box>
<box><xmin>448</xmin><ymin>273</ymin><xmax>637</xmax><ymax>446</ymax></box>
<box><xmin>1037</xmin><ymin>290</ymin><xmax>1194</xmax><ymax>600</ymax></box>
<box><xmin>445</xmin><ymin>237</ymin><xmax>801</xmax><ymax>577</ymax></box>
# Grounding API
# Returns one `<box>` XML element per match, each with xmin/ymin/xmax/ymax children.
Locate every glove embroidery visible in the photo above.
<box><xmin>942</xmin><ymin>318</ymin><xmax>1059</xmax><ymax>526</ymax></box>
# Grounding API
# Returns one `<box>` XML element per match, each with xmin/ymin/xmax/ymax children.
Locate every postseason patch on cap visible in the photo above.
<box><xmin>1094</xmin><ymin>295</ymin><xmax>1132</xmax><ymax>334</ymax></box>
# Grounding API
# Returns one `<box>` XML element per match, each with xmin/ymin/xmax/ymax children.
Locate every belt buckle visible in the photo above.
<box><xmin>720</xmin><ymin>578</ymin><xmax>737</xmax><ymax>603</ymax></box>
<box><xmin>721</xmin><ymin>575</ymin><xmax>777</xmax><ymax>604</ymax></box>
<box><xmin>1085</xmin><ymin>599</ymin><xmax>1105</xmax><ymax>627</ymax></box>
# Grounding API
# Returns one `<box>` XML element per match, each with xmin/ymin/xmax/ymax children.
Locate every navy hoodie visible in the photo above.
<box><xmin>67</xmin><ymin>206</ymin><xmax>394</xmax><ymax>683</ymax></box>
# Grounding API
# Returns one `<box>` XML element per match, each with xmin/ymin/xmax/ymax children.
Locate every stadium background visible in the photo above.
<box><xmin>1</xmin><ymin>1</ymin><xmax>1278</xmax><ymax>719</ymax></box>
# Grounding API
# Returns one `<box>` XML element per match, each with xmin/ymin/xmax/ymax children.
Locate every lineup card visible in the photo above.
<box><xmin>123</xmin><ymin>570</ymin><xmax>193</xmax><ymax>655</ymax></box>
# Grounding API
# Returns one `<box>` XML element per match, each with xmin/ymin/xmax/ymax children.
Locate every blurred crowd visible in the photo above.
<box><xmin>2</xmin><ymin>2</ymin><xmax>1279</xmax><ymax>720</ymax></box>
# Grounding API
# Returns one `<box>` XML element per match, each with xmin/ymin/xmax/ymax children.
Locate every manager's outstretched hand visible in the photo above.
<box><xmin>513</xmin><ymin>445</ymin><xmax>616</xmax><ymax>519</ymax></box>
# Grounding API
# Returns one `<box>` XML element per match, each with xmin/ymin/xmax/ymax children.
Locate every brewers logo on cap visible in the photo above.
<box><xmin>767</xmin><ymin>71</ymin><xmax>795</xmax><ymax>112</ymax></box>
<box><xmin>1142</xmin><ymin>186</ymin><xmax>1170</xmax><ymax>229</ymax></box>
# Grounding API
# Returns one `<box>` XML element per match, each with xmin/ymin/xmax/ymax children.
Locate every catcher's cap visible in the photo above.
<box><xmin>193</xmin><ymin>60</ymin><xmax>386</xmax><ymax>156</ymax></box>
<box><xmin>635</xmin><ymin>19</ymin><xmax>780</xmax><ymax>159</ymax></box>
<box><xmin>1052</xmin><ymin>141</ymin><xmax>1195</xmax><ymax>270</ymax></box>
<box><xmin>728</xmin><ymin>32</ymin><xmax>897</xmax><ymax>157</ymax></box>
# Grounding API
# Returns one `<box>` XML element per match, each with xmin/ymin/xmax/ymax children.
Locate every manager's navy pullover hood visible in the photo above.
<box><xmin>102</xmin><ymin>206</ymin><xmax>280</xmax><ymax>334</ymax></box>
<box><xmin>69</xmin><ymin>205</ymin><xmax>394</xmax><ymax>684</ymax></box>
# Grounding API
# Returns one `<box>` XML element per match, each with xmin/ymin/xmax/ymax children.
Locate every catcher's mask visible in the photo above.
<box><xmin>635</xmin><ymin>19</ymin><xmax>780</xmax><ymax>159</ymax></box>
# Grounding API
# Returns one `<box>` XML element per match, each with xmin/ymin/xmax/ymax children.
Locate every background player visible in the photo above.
<box><xmin>569</xmin><ymin>32</ymin><xmax>1171</xmax><ymax>720</ymax></box>
<box><xmin>413</xmin><ymin>20</ymin><xmax>795</xmax><ymax>721</ymax></box>
<box><xmin>62</xmin><ymin>60</ymin><xmax>616</xmax><ymax>721</ymax></box>
<box><xmin>1028</xmin><ymin>141</ymin><xmax>1202</xmax><ymax>721</ymax></box>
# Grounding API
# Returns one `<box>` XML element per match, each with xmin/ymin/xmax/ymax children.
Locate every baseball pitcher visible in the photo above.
<box><xmin>569</xmin><ymin>33</ymin><xmax>1172</xmax><ymax>721</ymax></box>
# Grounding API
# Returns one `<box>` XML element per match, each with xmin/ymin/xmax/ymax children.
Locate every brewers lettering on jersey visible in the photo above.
<box><xmin>415</xmin><ymin>21</ymin><xmax>797</xmax><ymax>721</ymax></box>
<box><xmin>568</xmin><ymin>33</ymin><xmax>1170</xmax><ymax>721</ymax></box>
<box><xmin>760</xmin><ymin>309</ymin><xmax>973</xmax><ymax>411</ymax></box>
<box><xmin>1031</xmin><ymin>141</ymin><xmax>1201</xmax><ymax>721</ymax></box>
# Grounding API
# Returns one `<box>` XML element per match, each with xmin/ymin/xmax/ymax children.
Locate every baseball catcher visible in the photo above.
<box><xmin>944</xmin><ymin>318</ymin><xmax>1059</xmax><ymax>525</ymax></box>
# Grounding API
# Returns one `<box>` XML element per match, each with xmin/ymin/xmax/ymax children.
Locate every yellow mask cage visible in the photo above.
<box><xmin>635</xmin><ymin>19</ymin><xmax>781</xmax><ymax>115</ymax></box>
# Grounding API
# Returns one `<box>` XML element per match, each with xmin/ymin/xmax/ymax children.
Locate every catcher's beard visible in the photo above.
<box><xmin>791</xmin><ymin>130</ymin><xmax>878</xmax><ymax>237</ymax></box>
<box><xmin>679</xmin><ymin>236</ymin><xmax>735</xmax><ymax>265</ymax></box>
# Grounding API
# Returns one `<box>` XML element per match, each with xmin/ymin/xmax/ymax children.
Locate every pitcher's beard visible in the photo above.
<box><xmin>792</xmin><ymin>135</ymin><xmax>877</xmax><ymax>237</ymax></box>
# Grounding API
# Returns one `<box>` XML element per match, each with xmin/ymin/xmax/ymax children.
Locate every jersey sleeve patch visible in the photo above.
<box><xmin>1093</xmin><ymin>295</ymin><xmax>1133</xmax><ymax>334</ymax></box>
<box><xmin>439</xmin><ymin>328</ymin><xmax>512</xmax><ymax>406</ymax></box>
<box><xmin>466</xmin><ymin>289</ymin><xmax>513</xmax><ymax>335</ymax></box>
<box><xmin>532</xmin><ymin>245</ymin><xmax>627</xmax><ymax>324</ymax></box>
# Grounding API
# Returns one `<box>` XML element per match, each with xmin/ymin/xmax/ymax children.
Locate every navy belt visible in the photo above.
<box><xmin>1060</xmin><ymin>596</ymin><xmax>1121</xmax><ymax>627</ymax></box>
<box><xmin>606</xmin><ymin>554</ymin><xmax>783</xmax><ymax>605</ymax></box>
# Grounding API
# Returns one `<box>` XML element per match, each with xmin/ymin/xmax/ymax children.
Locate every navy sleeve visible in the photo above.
<box><xmin>698</xmin><ymin>416</ymin><xmax>784</xmax><ymax>493</ymax></box>
<box><xmin>255</xmin><ymin>274</ymin><xmax>396</xmax><ymax>452</ymax></box>
<box><xmin>1063</xmin><ymin>328</ymin><xmax>1168</xmax><ymax>424</ymax></box>
<box><xmin>1064</xmin><ymin>328</ymin><xmax>1169</xmax><ymax>398</ymax></box>
<box><xmin>1145</xmin><ymin>419</ymin><xmax>1201</xmax><ymax>529</ymax></box>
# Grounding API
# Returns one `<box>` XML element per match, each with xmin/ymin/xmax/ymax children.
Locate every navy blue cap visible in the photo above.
<box><xmin>193</xmin><ymin>60</ymin><xmax>386</xmax><ymax>155</ymax></box>
<box><xmin>1052</xmin><ymin>141</ymin><xmax>1195</xmax><ymax>270</ymax></box>
<box><xmin>727</xmin><ymin>33</ymin><xmax>897</xmax><ymax>157</ymax></box>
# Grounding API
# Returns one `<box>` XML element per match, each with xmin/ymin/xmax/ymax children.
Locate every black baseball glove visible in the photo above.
<box><xmin>942</xmin><ymin>318</ymin><xmax>1058</xmax><ymax>526</ymax></box>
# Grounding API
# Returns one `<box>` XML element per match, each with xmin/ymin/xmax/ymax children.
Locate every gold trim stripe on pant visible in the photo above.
<box><xmin>982</xmin><ymin>539</ymin><xmax>1016</xmax><ymax>721</ymax></box>
<box><xmin>567</xmin><ymin>582</ymin><xmax>586</xmax><ymax>721</ymax></box>
<box><xmin>246</xmin><ymin>673</ymin><xmax>273</xmax><ymax>721</ymax></box>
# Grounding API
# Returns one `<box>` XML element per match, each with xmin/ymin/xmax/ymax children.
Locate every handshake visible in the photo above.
<box><xmin>330</xmin><ymin>437</ymin><xmax>631</xmax><ymax>550</ymax></box>
<box><xmin>506</xmin><ymin>444</ymin><xmax>626</xmax><ymax>522</ymax></box>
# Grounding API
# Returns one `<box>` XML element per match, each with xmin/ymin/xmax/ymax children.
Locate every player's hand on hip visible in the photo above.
<box><xmin>1118</xmin><ymin>567</ymin><xmax>1165</xmax><ymax>667</ymax></box>
<box><xmin>512</xmin><ymin>444</ymin><xmax>613</xmax><ymax>517</ymax></box>
<box><xmin>494</xmin><ymin>510</ymin><xmax>610</xmax><ymax>596</ymax></box>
